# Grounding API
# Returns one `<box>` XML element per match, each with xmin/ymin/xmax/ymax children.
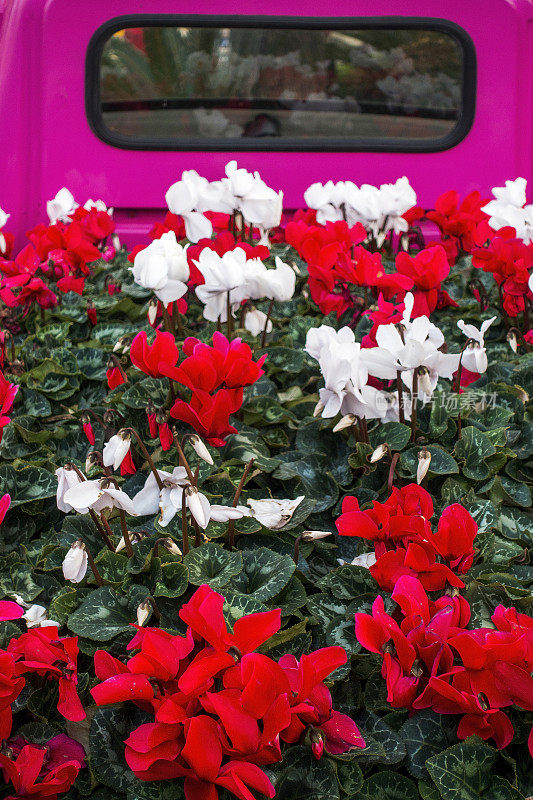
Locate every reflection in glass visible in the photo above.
<box><xmin>99</xmin><ymin>25</ymin><xmax>464</xmax><ymax>143</ymax></box>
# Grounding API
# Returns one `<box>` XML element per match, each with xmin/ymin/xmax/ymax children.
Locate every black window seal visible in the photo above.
<box><xmin>85</xmin><ymin>14</ymin><xmax>477</xmax><ymax>153</ymax></box>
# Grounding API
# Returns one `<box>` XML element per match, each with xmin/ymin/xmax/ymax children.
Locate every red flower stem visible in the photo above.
<box><xmin>89</xmin><ymin>510</ymin><xmax>115</xmax><ymax>552</ymax></box>
<box><xmin>410</xmin><ymin>369</ymin><xmax>419</xmax><ymax>443</ymax></box>
<box><xmin>123</xmin><ymin>427</ymin><xmax>164</xmax><ymax>490</ymax></box>
<box><xmin>387</xmin><ymin>453</ymin><xmax>400</xmax><ymax>493</ymax></box>
<box><xmin>226</xmin><ymin>292</ymin><xmax>233</xmax><ymax>340</ymax></box>
<box><xmin>227</xmin><ymin>458</ymin><xmax>255</xmax><ymax>550</ymax></box>
<box><xmin>293</xmin><ymin>534</ymin><xmax>303</xmax><ymax>565</ymax></box>
<box><xmin>181</xmin><ymin>490</ymin><xmax>190</xmax><ymax>555</ymax></box>
<box><xmin>397</xmin><ymin>371</ymin><xmax>405</xmax><ymax>424</ymax></box>
<box><xmin>118</xmin><ymin>510</ymin><xmax>134</xmax><ymax>558</ymax></box>
<box><xmin>192</xmin><ymin>464</ymin><xmax>200</xmax><ymax>487</ymax></box>
<box><xmin>174</xmin><ymin>437</ymin><xmax>196</xmax><ymax>484</ymax></box>
<box><xmin>260</xmin><ymin>299</ymin><xmax>275</xmax><ymax>348</ymax></box>
<box><xmin>192</xmin><ymin>517</ymin><xmax>202</xmax><ymax>547</ymax></box>
<box><xmin>82</xmin><ymin>541</ymin><xmax>104</xmax><ymax>586</ymax></box>
<box><xmin>161</xmin><ymin>304</ymin><xmax>175</xmax><ymax>336</ymax></box>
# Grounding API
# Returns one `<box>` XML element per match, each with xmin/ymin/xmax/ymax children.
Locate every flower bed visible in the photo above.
<box><xmin>0</xmin><ymin>167</ymin><xmax>531</xmax><ymax>800</ymax></box>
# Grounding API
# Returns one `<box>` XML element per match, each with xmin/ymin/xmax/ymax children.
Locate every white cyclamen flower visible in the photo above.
<box><xmin>103</xmin><ymin>431</ymin><xmax>132</xmax><ymax>471</ymax></box>
<box><xmin>189</xmin><ymin>435</ymin><xmax>214</xmax><ymax>465</ymax></box>
<box><xmin>0</xmin><ymin>207</ymin><xmax>10</xmax><ymax>229</ymax></box>
<box><xmin>23</xmin><ymin>605</ymin><xmax>58</xmax><ymax>628</ymax></box>
<box><xmin>244</xmin><ymin>308</ymin><xmax>272</xmax><ymax>337</ymax></box>
<box><xmin>62</xmin><ymin>541</ymin><xmax>88</xmax><ymax>583</ymax></box>
<box><xmin>194</xmin><ymin>247</ymin><xmax>248</xmax><ymax>322</ymax></box>
<box><xmin>209</xmin><ymin>504</ymin><xmax>250</xmax><ymax>522</ymax></box>
<box><xmin>339</xmin><ymin>552</ymin><xmax>377</xmax><ymax>569</ymax></box>
<box><xmin>247</xmin><ymin>496</ymin><xmax>305</xmax><ymax>529</ymax></box>
<box><xmin>165</xmin><ymin>169</ymin><xmax>213</xmax><ymax>242</ymax></box>
<box><xmin>56</xmin><ymin>466</ymin><xmax>89</xmax><ymax>514</ymax></box>
<box><xmin>457</xmin><ymin>316</ymin><xmax>496</xmax><ymax>373</ymax></box>
<box><xmin>63</xmin><ymin>479</ymin><xmax>138</xmax><ymax>515</ymax></box>
<box><xmin>47</xmin><ymin>188</ymin><xmax>78</xmax><ymax>224</ymax></box>
<box><xmin>132</xmin><ymin>468</ymin><xmax>189</xmax><ymax>516</ymax></box>
<box><xmin>132</xmin><ymin>231</ymin><xmax>190</xmax><ymax>304</ymax></box>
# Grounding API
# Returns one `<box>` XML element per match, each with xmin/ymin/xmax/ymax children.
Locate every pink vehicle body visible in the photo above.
<box><xmin>0</xmin><ymin>0</ymin><xmax>532</xmax><ymax>248</ymax></box>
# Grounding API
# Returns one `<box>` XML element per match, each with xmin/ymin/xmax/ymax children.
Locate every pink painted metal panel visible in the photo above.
<box><xmin>1</xmin><ymin>0</ymin><xmax>532</xmax><ymax>248</ymax></box>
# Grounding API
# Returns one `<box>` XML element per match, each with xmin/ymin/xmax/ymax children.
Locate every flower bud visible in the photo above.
<box><xmin>189</xmin><ymin>435</ymin><xmax>214</xmax><ymax>466</ymax></box>
<box><xmin>333</xmin><ymin>414</ymin><xmax>356</xmax><ymax>433</ymax></box>
<box><xmin>62</xmin><ymin>541</ymin><xmax>88</xmax><ymax>583</ymax></box>
<box><xmin>159</xmin><ymin>537</ymin><xmax>182</xmax><ymax>556</ymax></box>
<box><xmin>313</xmin><ymin>400</ymin><xmax>325</xmax><ymax>418</ymax></box>
<box><xmin>417</xmin><ymin>448</ymin><xmax>431</xmax><ymax>484</ymax></box>
<box><xmin>370</xmin><ymin>444</ymin><xmax>388</xmax><ymax>463</ymax></box>
<box><xmin>301</xmin><ymin>530</ymin><xmax>332</xmax><ymax>541</ymax></box>
<box><xmin>136</xmin><ymin>600</ymin><xmax>151</xmax><ymax>626</ymax></box>
<box><xmin>507</xmin><ymin>331</ymin><xmax>518</xmax><ymax>353</ymax></box>
<box><xmin>185</xmin><ymin>485</ymin><xmax>210</xmax><ymax>529</ymax></box>
<box><xmin>417</xmin><ymin>366</ymin><xmax>433</xmax><ymax>397</ymax></box>
<box><xmin>147</xmin><ymin>298</ymin><xmax>158</xmax><ymax>326</ymax></box>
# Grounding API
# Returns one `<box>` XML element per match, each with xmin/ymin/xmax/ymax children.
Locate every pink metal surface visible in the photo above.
<box><xmin>0</xmin><ymin>0</ymin><xmax>532</xmax><ymax>248</ymax></box>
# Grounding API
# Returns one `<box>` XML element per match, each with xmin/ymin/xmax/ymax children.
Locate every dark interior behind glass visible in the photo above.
<box><xmin>93</xmin><ymin>21</ymin><xmax>472</xmax><ymax>149</ymax></box>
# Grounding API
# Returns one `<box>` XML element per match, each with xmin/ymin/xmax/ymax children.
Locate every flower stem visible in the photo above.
<box><xmin>226</xmin><ymin>292</ymin><xmax>233</xmax><ymax>340</ymax></box>
<box><xmin>397</xmin><ymin>371</ymin><xmax>405</xmax><ymax>424</ymax></box>
<box><xmin>174</xmin><ymin>436</ymin><xmax>196</xmax><ymax>484</ymax></box>
<box><xmin>89</xmin><ymin>509</ymin><xmax>115</xmax><ymax>552</ymax></box>
<box><xmin>123</xmin><ymin>427</ymin><xmax>164</xmax><ymax>490</ymax></box>
<box><xmin>410</xmin><ymin>369</ymin><xmax>418</xmax><ymax>443</ymax></box>
<box><xmin>118</xmin><ymin>510</ymin><xmax>134</xmax><ymax>558</ymax></box>
<box><xmin>227</xmin><ymin>458</ymin><xmax>255</xmax><ymax>550</ymax></box>
<box><xmin>387</xmin><ymin>453</ymin><xmax>400</xmax><ymax>493</ymax></box>
<box><xmin>181</xmin><ymin>490</ymin><xmax>190</xmax><ymax>555</ymax></box>
<box><xmin>293</xmin><ymin>534</ymin><xmax>303</xmax><ymax>565</ymax></box>
<box><xmin>260</xmin><ymin>299</ymin><xmax>275</xmax><ymax>348</ymax></box>
<box><xmin>109</xmin><ymin>353</ymin><xmax>128</xmax><ymax>383</ymax></box>
<box><xmin>82</xmin><ymin>541</ymin><xmax>104</xmax><ymax>586</ymax></box>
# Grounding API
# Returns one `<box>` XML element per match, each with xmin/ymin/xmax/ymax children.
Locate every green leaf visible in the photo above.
<box><xmin>122</xmin><ymin>377</ymin><xmax>168</xmax><ymax>409</ymax></box>
<box><xmin>231</xmin><ymin>547</ymin><xmax>295</xmax><ymax>601</ymax></box>
<box><xmin>358</xmin><ymin>770</ymin><xmax>418</xmax><ymax>800</ymax></box>
<box><xmin>0</xmin><ymin>464</ymin><xmax>57</xmax><ymax>507</ymax></box>
<box><xmin>317</xmin><ymin>565</ymin><xmax>377</xmax><ymax>601</ymax></box>
<box><xmin>454</xmin><ymin>427</ymin><xmax>496</xmax><ymax>481</ymax></box>
<box><xmin>401</xmin><ymin>445</ymin><xmax>459</xmax><ymax>478</ymax></box>
<box><xmin>22</xmin><ymin>389</ymin><xmax>52</xmax><ymax>417</ymax></box>
<box><xmin>223</xmin><ymin>433</ymin><xmax>280</xmax><ymax>472</ymax></box>
<box><xmin>274</xmin><ymin>746</ymin><xmax>340</xmax><ymax>800</ymax></box>
<box><xmin>153</xmin><ymin>561</ymin><xmax>189</xmax><ymax>598</ymax></box>
<box><xmin>68</xmin><ymin>587</ymin><xmax>138</xmax><ymax>641</ymax></box>
<box><xmin>400</xmin><ymin>709</ymin><xmax>455</xmax><ymax>779</ymax></box>
<box><xmin>89</xmin><ymin>707</ymin><xmax>141</xmax><ymax>791</ymax></box>
<box><xmin>370</xmin><ymin>422</ymin><xmax>411</xmax><ymax>451</ymax></box>
<box><xmin>426</xmin><ymin>738</ymin><xmax>498</xmax><ymax>800</ymax></box>
<box><xmin>183</xmin><ymin>542</ymin><xmax>242</xmax><ymax>590</ymax></box>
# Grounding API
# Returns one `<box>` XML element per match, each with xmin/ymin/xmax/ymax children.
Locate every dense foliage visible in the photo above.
<box><xmin>0</xmin><ymin>172</ymin><xmax>531</xmax><ymax>800</ymax></box>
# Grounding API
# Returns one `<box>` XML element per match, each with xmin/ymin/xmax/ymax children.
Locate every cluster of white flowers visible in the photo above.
<box><xmin>194</xmin><ymin>247</ymin><xmax>295</xmax><ymax>331</ymax></box>
<box><xmin>131</xmin><ymin>231</ymin><xmax>190</xmax><ymax>304</ymax></box>
<box><xmin>165</xmin><ymin>160</ymin><xmax>283</xmax><ymax>245</ymax></box>
<box><xmin>482</xmin><ymin>177</ymin><xmax>533</xmax><ymax>244</ymax></box>
<box><xmin>303</xmin><ymin>177</ymin><xmax>416</xmax><ymax>243</ymax></box>
<box><xmin>56</xmin><ymin>460</ymin><xmax>306</xmax><ymax>584</ymax></box>
<box><xmin>45</xmin><ymin>187</ymin><xmax>114</xmax><ymax>225</ymax></box>
<box><xmin>306</xmin><ymin>293</ymin><xmax>496</xmax><ymax>425</ymax></box>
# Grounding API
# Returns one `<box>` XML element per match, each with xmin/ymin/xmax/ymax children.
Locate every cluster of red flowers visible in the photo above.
<box><xmin>336</xmin><ymin>484</ymin><xmax>477</xmax><ymax>593</ymax></box>
<box><xmin>130</xmin><ymin>331</ymin><xmax>266</xmax><ymax>446</ymax></box>
<box><xmin>0</xmin><ymin>368</ymin><xmax>18</xmax><ymax>443</ymax></box>
<box><xmin>426</xmin><ymin>189</ymin><xmax>490</xmax><ymax>263</ymax></box>
<box><xmin>285</xmin><ymin>214</ymin><xmax>455</xmax><ymax>319</ymax></box>
<box><xmin>429</xmin><ymin>190</ymin><xmax>533</xmax><ymax>320</ymax></box>
<box><xmin>91</xmin><ymin>584</ymin><xmax>364</xmax><ymax>800</ymax></box>
<box><xmin>0</xmin><ymin>207</ymin><xmax>114</xmax><ymax>315</ymax></box>
<box><xmin>0</xmin><ymin>625</ymin><xmax>86</xmax><ymax>799</ymax></box>
<box><xmin>337</xmin><ymin>485</ymin><xmax>533</xmax><ymax>754</ymax></box>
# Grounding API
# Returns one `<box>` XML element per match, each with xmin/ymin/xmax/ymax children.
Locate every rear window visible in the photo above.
<box><xmin>86</xmin><ymin>16</ymin><xmax>476</xmax><ymax>152</ymax></box>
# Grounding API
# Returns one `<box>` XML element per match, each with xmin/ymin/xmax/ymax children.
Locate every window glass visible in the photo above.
<box><xmin>94</xmin><ymin>22</ymin><xmax>470</xmax><ymax>148</ymax></box>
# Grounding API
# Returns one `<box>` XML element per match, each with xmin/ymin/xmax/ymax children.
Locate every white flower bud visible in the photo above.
<box><xmin>417</xmin><ymin>449</ymin><xmax>432</xmax><ymax>485</ymax></box>
<box><xmin>370</xmin><ymin>444</ymin><xmax>388</xmax><ymax>463</ymax></box>
<box><xmin>313</xmin><ymin>401</ymin><xmax>325</xmax><ymax>418</ymax></box>
<box><xmin>301</xmin><ymin>530</ymin><xmax>332</xmax><ymax>541</ymax></box>
<box><xmin>136</xmin><ymin>600</ymin><xmax>151</xmax><ymax>627</ymax></box>
<box><xmin>185</xmin><ymin>485</ymin><xmax>211</xmax><ymax>529</ymax></box>
<box><xmin>507</xmin><ymin>331</ymin><xmax>518</xmax><ymax>353</ymax></box>
<box><xmin>189</xmin><ymin>435</ymin><xmax>214</xmax><ymax>466</ymax></box>
<box><xmin>62</xmin><ymin>541</ymin><xmax>88</xmax><ymax>583</ymax></box>
<box><xmin>103</xmin><ymin>431</ymin><xmax>131</xmax><ymax>471</ymax></box>
<box><xmin>333</xmin><ymin>414</ymin><xmax>356</xmax><ymax>433</ymax></box>
<box><xmin>159</xmin><ymin>537</ymin><xmax>182</xmax><ymax>556</ymax></box>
